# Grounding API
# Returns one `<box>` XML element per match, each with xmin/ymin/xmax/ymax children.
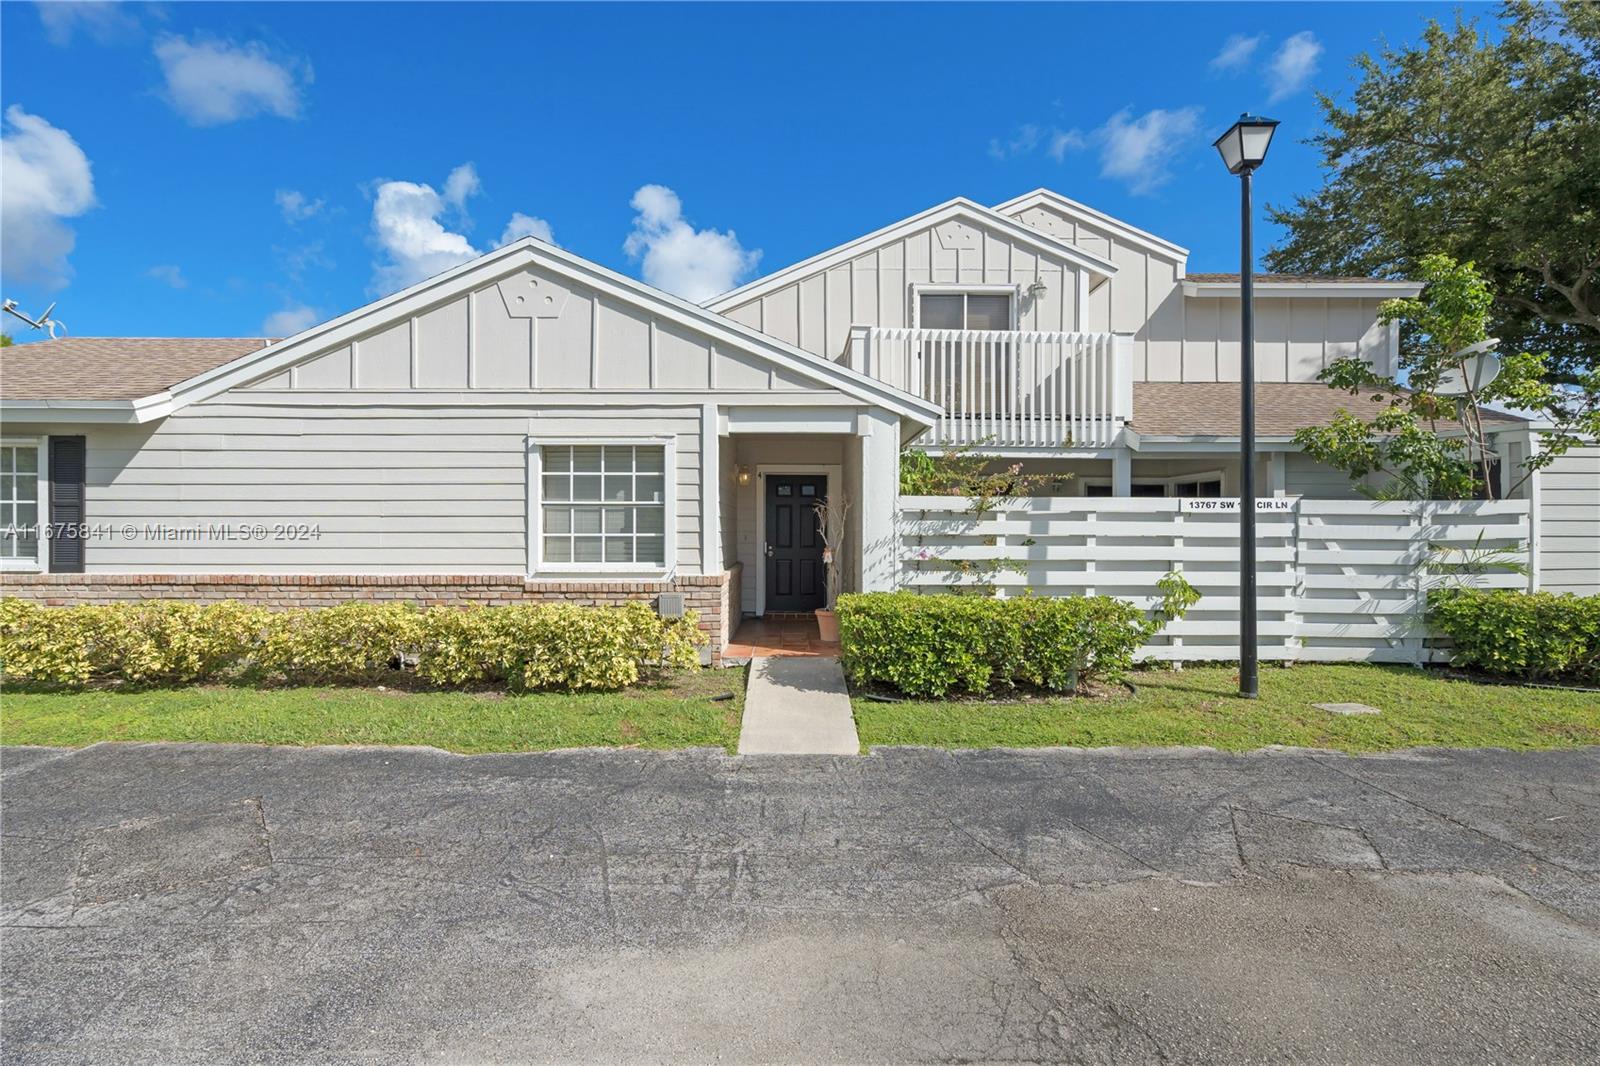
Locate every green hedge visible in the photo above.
<box><xmin>0</xmin><ymin>599</ymin><xmax>703</xmax><ymax>691</ymax></box>
<box><xmin>836</xmin><ymin>592</ymin><xmax>1154</xmax><ymax>697</ymax></box>
<box><xmin>1428</xmin><ymin>589</ymin><xmax>1600</xmax><ymax>683</ymax></box>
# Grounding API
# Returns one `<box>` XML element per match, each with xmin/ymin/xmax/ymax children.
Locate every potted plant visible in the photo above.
<box><xmin>813</xmin><ymin>491</ymin><xmax>850</xmax><ymax>642</ymax></box>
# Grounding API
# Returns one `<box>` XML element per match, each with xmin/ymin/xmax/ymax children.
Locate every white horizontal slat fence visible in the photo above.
<box><xmin>897</xmin><ymin>496</ymin><xmax>1532</xmax><ymax>664</ymax></box>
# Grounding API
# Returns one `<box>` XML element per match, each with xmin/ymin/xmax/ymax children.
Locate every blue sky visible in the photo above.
<box><xmin>2</xmin><ymin>1</ymin><xmax>1474</xmax><ymax>341</ymax></box>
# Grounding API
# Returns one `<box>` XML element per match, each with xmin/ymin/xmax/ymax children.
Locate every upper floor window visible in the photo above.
<box><xmin>917</xmin><ymin>291</ymin><xmax>1013</xmax><ymax>331</ymax></box>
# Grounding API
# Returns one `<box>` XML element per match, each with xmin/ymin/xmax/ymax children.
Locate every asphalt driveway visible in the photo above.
<box><xmin>3</xmin><ymin>742</ymin><xmax>1598</xmax><ymax>1064</ymax></box>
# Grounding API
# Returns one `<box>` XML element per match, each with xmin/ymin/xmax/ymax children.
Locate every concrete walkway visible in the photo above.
<box><xmin>736</xmin><ymin>655</ymin><xmax>860</xmax><ymax>755</ymax></box>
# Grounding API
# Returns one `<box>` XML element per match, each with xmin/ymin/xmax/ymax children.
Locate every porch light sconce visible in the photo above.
<box><xmin>1213</xmin><ymin>112</ymin><xmax>1279</xmax><ymax>702</ymax></box>
<box><xmin>1026</xmin><ymin>278</ymin><xmax>1048</xmax><ymax>303</ymax></box>
<box><xmin>736</xmin><ymin>465</ymin><xmax>752</xmax><ymax>486</ymax></box>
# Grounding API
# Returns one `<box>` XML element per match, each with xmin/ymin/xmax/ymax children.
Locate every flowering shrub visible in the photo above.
<box><xmin>0</xmin><ymin>599</ymin><xmax>703</xmax><ymax>691</ymax></box>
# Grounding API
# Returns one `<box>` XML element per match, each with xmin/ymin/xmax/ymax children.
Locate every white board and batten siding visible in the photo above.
<box><xmin>999</xmin><ymin>198</ymin><xmax>1398</xmax><ymax>383</ymax></box>
<box><xmin>65</xmin><ymin>261</ymin><xmax>868</xmax><ymax>576</ymax></box>
<box><xmin>716</xmin><ymin>219</ymin><xmax>1087</xmax><ymax>363</ymax></box>
<box><xmin>1538</xmin><ymin>443</ymin><xmax>1600</xmax><ymax>594</ymax></box>
<box><xmin>899</xmin><ymin>495</ymin><xmax>1533</xmax><ymax>663</ymax></box>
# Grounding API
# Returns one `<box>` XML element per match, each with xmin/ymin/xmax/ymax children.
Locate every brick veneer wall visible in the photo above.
<box><xmin>1</xmin><ymin>570</ymin><xmax>739</xmax><ymax>665</ymax></box>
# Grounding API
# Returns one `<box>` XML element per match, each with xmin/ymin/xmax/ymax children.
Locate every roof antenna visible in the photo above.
<box><xmin>2</xmin><ymin>298</ymin><xmax>68</xmax><ymax>339</ymax></box>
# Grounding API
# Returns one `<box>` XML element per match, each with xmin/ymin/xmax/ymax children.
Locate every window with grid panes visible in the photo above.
<box><xmin>1</xmin><ymin>444</ymin><xmax>41</xmax><ymax>567</ymax></box>
<box><xmin>540</xmin><ymin>444</ymin><xmax>667</xmax><ymax>566</ymax></box>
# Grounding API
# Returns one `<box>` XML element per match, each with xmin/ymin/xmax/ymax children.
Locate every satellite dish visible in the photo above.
<box><xmin>1435</xmin><ymin>338</ymin><xmax>1500</xmax><ymax>396</ymax></box>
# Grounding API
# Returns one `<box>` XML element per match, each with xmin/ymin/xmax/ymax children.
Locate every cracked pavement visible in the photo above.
<box><xmin>3</xmin><ymin>742</ymin><xmax>1599</xmax><ymax>1064</ymax></box>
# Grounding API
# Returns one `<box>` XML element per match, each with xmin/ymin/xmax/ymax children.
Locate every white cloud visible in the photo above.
<box><xmin>1210</xmin><ymin>33</ymin><xmax>1264</xmax><ymax>73</ymax></box>
<box><xmin>145</xmin><ymin>264</ymin><xmax>186</xmax><ymax>288</ymax></box>
<box><xmin>442</xmin><ymin>163</ymin><xmax>480</xmax><ymax>209</ymax></box>
<box><xmin>988</xmin><ymin>123</ymin><xmax>1083</xmax><ymax>163</ymax></box>
<box><xmin>275</xmin><ymin>188</ymin><xmax>323</xmax><ymax>223</ymax></box>
<box><xmin>499</xmin><ymin>212</ymin><xmax>555</xmax><ymax>247</ymax></box>
<box><xmin>1095</xmin><ymin>106</ymin><xmax>1203</xmax><ymax>196</ymax></box>
<box><xmin>1047</xmin><ymin>128</ymin><xmax>1086</xmax><ymax>162</ymax></box>
<box><xmin>368</xmin><ymin>164</ymin><xmax>547</xmax><ymax>294</ymax></box>
<box><xmin>369</xmin><ymin>179</ymin><xmax>479</xmax><ymax>293</ymax></box>
<box><xmin>1267</xmin><ymin>31</ymin><xmax>1323</xmax><ymax>101</ymax></box>
<box><xmin>0</xmin><ymin>106</ymin><xmax>96</xmax><ymax>289</ymax></box>
<box><xmin>989</xmin><ymin>124</ymin><xmax>1042</xmax><ymax>161</ymax></box>
<box><xmin>623</xmin><ymin>184</ymin><xmax>759</xmax><ymax>302</ymax></box>
<box><xmin>262</xmin><ymin>304</ymin><xmax>318</xmax><ymax>337</ymax></box>
<box><xmin>36</xmin><ymin>1</ymin><xmax>139</xmax><ymax>46</ymax></box>
<box><xmin>154</xmin><ymin>35</ymin><xmax>309</xmax><ymax>126</ymax></box>
<box><xmin>276</xmin><ymin>239</ymin><xmax>333</xmax><ymax>282</ymax></box>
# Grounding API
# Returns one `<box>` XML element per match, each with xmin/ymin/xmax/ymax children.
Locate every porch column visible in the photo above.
<box><xmin>1111</xmin><ymin>448</ymin><xmax>1132</xmax><ymax>496</ymax></box>
<box><xmin>699</xmin><ymin>403</ymin><xmax>721</xmax><ymax>574</ymax></box>
<box><xmin>859</xmin><ymin>408</ymin><xmax>900</xmax><ymax>591</ymax></box>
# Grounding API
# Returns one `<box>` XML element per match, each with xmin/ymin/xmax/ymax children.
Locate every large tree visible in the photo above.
<box><xmin>1266</xmin><ymin>1</ymin><xmax>1599</xmax><ymax>385</ymax></box>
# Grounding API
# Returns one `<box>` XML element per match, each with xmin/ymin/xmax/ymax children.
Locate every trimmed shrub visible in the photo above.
<box><xmin>0</xmin><ymin>599</ymin><xmax>704</xmax><ymax>691</ymax></box>
<box><xmin>837</xmin><ymin>592</ymin><xmax>1151</xmax><ymax>697</ymax></box>
<box><xmin>1428</xmin><ymin>589</ymin><xmax>1600</xmax><ymax>683</ymax></box>
<box><xmin>259</xmin><ymin>602</ymin><xmax>424</xmax><ymax>684</ymax></box>
<box><xmin>414</xmin><ymin>602</ymin><xmax>702</xmax><ymax>691</ymax></box>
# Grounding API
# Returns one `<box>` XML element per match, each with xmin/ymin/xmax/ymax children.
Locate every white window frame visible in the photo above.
<box><xmin>526</xmin><ymin>435</ymin><xmax>677</xmax><ymax>578</ymax></box>
<box><xmin>1081</xmin><ymin>469</ymin><xmax>1226</xmax><ymax>498</ymax></box>
<box><xmin>910</xmin><ymin>283</ymin><xmax>1020</xmax><ymax>330</ymax></box>
<box><xmin>0</xmin><ymin>436</ymin><xmax>49</xmax><ymax>573</ymax></box>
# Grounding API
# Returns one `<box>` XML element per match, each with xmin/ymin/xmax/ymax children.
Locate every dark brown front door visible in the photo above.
<box><xmin>765</xmin><ymin>474</ymin><xmax>826</xmax><ymax>612</ymax></box>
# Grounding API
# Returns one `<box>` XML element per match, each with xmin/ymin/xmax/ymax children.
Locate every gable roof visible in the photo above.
<box><xmin>0</xmin><ymin>337</ymin><xmax>273</xmax><ymax>400</ymax></box>
<box><xmin>992</xmin><ymin>188</ymin><xmax>1189</xmax><ymax>263</ymax></box>
<box><xmin>701</xmin><ymin>197</ymin><xmax>1119</xmax><ymax>313</ymax></box>
<box><xmin>1</xmin><ymin>239</ymin><xmax>942</xmax><ymax>428</ymax></box>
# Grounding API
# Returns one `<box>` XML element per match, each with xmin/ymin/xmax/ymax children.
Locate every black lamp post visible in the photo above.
<box><xmin>1213</xmin><ymin>113</ymin><xmax>1278</xmax><ymax>700</ymax></box>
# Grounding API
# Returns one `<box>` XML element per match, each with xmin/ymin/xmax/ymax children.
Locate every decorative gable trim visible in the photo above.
<box><xmin>701</xmin><ymin>197</ymin><xmax>1119</xmax><ymax>314</ymax></box>
<box><xmin>994</xmin><ymin>188</ymin><xmax>1190</xmax><ymax>263</ymax></box>
<box><xmin>163</xmin><ymin>239</ymin><xmax>941</xmax><ymax>425</ymax></box>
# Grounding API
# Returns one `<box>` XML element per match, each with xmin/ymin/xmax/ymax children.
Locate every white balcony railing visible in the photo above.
<box><xmin>845</xmin><ymin>326</ymin><xmax>1132</xmax><ymax>448</ymax></box>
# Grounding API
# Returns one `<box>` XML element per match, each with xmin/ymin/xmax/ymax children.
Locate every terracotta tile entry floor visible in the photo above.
<box><xmin>725</xmin><ymin>617</ymin><xmax>840</xmax><ymax>658</ymax></box>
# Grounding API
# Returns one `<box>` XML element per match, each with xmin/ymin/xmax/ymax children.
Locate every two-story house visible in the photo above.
<box><xmin>2</xmin><ymin>189</ymin><xmax>1593</xmax><ymax>657</ymax></box>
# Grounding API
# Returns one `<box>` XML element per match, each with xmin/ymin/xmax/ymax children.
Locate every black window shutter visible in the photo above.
<box><xmin>48</xmin><ymin>436</ymin><xmax>86</xmax><ymax>574</ymax></box>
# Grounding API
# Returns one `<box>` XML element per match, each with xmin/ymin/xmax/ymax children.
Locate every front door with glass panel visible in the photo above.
<box><xmin>764</xmin><ymin>474</ymin><xmax>826</xmax><ymax>612</ymax></box>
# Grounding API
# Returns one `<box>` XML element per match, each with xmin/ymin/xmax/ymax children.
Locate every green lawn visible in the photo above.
<box><xmin>0</xmin><ymin>668</ymin><xmax>745</xmax><ymax>754</ymax></box>
<box><xmin>852</xmin><ymin>665</ymin><xmax>1600</xmax><ymax>752</ymax></box>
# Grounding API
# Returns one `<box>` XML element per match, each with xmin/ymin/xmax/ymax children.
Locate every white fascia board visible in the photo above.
<box><xmin>701</xmin><ymin>197</ymin><xmax>1119</xmax><ymax>313</ymax></box>
<box><xmin>1181</xmin><ymin>280</ymin><xmax>1425</xmax><ymax>299</ymax></box>
<box><xmin>162</xmin><ymin>238</ymin><xmax>943</xmax><ymax>427</ymax></box>
<box><xmin>0</xmin><ymin>394</ymin><xmax>173</xmax><ymax>424</ymax></box>
<box><xmin>992</xmin><ymin>188</ymin><xmax>1190</xmax><ymax>262</ymax></box>
<box><xmin>1127</xmin><ymin>435</ymin><xmax>1303</xmax><ymax>452</ymax></box>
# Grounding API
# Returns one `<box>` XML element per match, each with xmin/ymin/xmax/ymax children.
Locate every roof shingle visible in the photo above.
<box><xmin>1130</xmin><ymin>382</ymin><xmax>1524</xmax><ymax>437</ymax></box>
<box><xmin>0</xmin><ymin>337</ymin><xmax>272</xmax><ymax>401</ymax></box>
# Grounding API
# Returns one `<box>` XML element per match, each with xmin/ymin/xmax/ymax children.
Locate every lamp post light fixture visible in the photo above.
<box><xmin>1213</xmin><ymin>113</ymin><xmax>1279</xmax><ymax>700</ymax></box>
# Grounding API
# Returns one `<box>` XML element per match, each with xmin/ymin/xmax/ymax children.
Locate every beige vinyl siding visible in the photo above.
<box><xmin>714</xmin><ymin>220</ymin><xmax>1085</xmax><ymax>362</ymax></box>
<box><xmin>51</xmin><ymin>401</ymin><xmax>707</xmax><ymax>575</ymax></box>
<box><xmin>1539</xmin><ymin>443</ymin><xmax>1600</xmax><ymax>594</ymax></box>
